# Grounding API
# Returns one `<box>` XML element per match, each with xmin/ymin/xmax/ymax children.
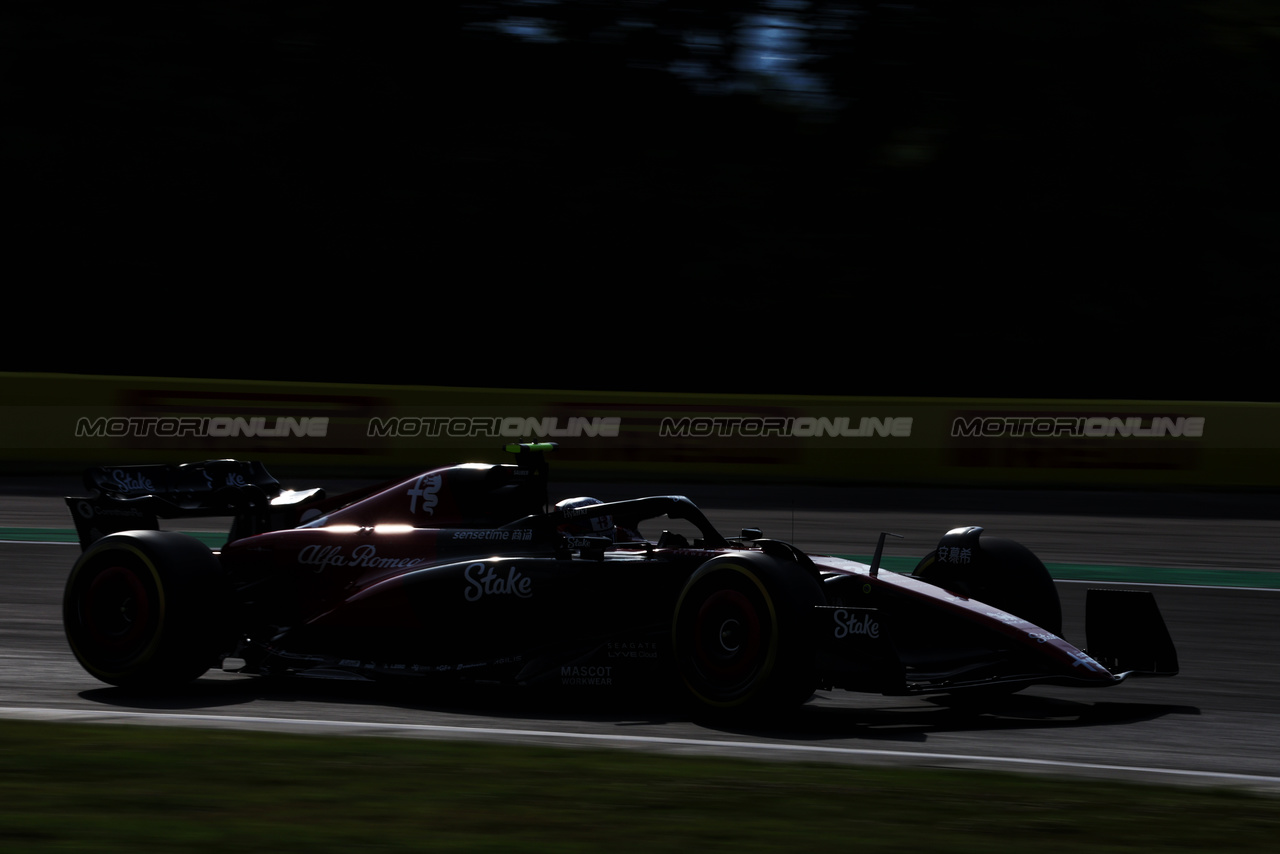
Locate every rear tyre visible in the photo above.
<box><xmin>672</xmin><ymin>555</ymin><xmax>823</xmax><ymax>717</ymax></box>
<box><xmin>63</xmin><ymin>531</ymin><xmax>233</xmax><ymax>688</ymax></box>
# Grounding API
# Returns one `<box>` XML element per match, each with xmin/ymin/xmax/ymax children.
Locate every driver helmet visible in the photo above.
<box><xmin>555</xmin><ymin>496</ymin><xmax>614</xmax><ymax>540</ymax></box>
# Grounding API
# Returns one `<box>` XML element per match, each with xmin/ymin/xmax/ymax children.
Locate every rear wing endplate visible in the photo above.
<box><xmin>66</xmin><ymin>459</ymin><xmax>324</xmax><ymax>549</ymax></box>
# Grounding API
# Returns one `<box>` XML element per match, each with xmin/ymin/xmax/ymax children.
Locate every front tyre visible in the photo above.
<box><xmin>63</xmin><ymin>531</ymin><xmax>233</xmax><ymax>688</ymax></box>
<box><xmin>913</xmin><ymin>534</ymin><xmax>1061</xmax><ymax>636</ymax></box>
<box><xmin>672</xmin><ymin>555</ymin><xmax>823</xmax><ymax>716</ymax></box>
<box><xmin>910</xmin><ymin>533</ymin><xmax>1062</xmax><ymax>701</ymax></box>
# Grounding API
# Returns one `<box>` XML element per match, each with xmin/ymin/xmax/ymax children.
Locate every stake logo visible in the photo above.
<box><xmin>463</xmin><ymin>562</ymin><xmax>533</xmax><ymax>601</ymax></box>
<box><xmin>109</xmin><ymin>469</ymin><xmax>155</xmax><ymax>493</ymax></box>
<box><xmin>833</xmin><ymin>609</ymin><xmax>881</xmax><ymax>639</ymax></box>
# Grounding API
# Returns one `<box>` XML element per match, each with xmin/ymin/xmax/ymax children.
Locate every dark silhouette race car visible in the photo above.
<box><xmin>62</xmin><ymin>444</ymin><xmax>1177</xmax><ymax>714</ymax></box>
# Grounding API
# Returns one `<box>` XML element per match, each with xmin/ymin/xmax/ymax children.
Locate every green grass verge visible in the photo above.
<box><xmin>1</xmin><ymin>720</ymin><xmax>1277</xmax><ymax>852</ymax></box>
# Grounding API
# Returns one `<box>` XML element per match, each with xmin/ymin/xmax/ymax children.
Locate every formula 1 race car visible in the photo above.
<box><xmin>62</xmin><ymin>444</ymin><xmax>1178</xmax><ymax>715</ymax></box>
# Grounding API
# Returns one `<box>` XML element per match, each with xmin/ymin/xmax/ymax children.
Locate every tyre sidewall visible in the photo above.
<box><xmin>672</xmin><ymin>555</ymin><xmax>822</xmax><ymax>714</ymax></box>
<box><xmin>64</xmin><ymin>531</ymin><xmax>230</xmax><ymax>687</ymax></box>
<box><xmin>913</xmin><ymin>537</ymin><xmax>1061</xmax><ymax>635</ymax></box>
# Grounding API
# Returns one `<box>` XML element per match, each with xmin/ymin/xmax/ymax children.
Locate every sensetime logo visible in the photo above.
<box><xmin>950</xmin><ymin>415</ymin><xmax>1205</xmax><ymax>439</ymax></box>
<box><xmin>75</xmin><ymin>416</ymin><xmax>330</xmax><ymax>438</ymax></box>
<box><xmin>659</xmin><ymin>416</ymin><xmax>913</xmax><ymax>438</ymax></box>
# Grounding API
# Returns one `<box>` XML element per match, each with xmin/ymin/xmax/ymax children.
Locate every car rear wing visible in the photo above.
<box><xmin>65</xmin><ymin>459</ymin><xmax>326</xmax><ymax>550</ymax></box>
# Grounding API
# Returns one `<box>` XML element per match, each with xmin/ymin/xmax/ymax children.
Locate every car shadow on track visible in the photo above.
<box><xmin>711</xmin><ymin>692</ymin><xmax>1202</xmax><ymax>744</ymax></box>
<box><xmin>76</xmin><ymin>676</ymin><xmax>1201</xmax><ymax>743</ymax></box>
<box><xmin>76</xmin><ymin>673</ymin><xmax>689</xmax><ymax>725</ymax></box>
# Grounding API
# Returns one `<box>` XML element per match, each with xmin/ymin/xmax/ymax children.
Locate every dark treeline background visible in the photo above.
<box><xmin>7</xmin><ymin>2</ymin><xmax>1277</xmax><ymax>399</ymax></box>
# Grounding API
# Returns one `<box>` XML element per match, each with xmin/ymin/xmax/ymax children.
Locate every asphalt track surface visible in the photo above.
<box><xmin>3</xmin><ymin>477</ymin><xmax>1280</xmax><ymax>794</ymax></box>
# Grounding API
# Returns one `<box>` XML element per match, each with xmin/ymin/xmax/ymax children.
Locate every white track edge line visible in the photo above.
<box><xmin>2</xmin><ymin>706</ymin><xmax>1278</xmax><ymax>788</ymax></box>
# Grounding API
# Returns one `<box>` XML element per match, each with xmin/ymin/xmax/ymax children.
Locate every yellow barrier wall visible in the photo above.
<box><xmin>3</xmin><ymin>372</ymin><xmax>1277</xmax><ymax>488</ymax></box>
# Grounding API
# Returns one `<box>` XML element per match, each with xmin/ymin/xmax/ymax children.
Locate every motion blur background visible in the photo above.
<box><xmin>7</xmin><ymin>2</ymin><xmax>1277</xmax><ymax>401</ymax></box>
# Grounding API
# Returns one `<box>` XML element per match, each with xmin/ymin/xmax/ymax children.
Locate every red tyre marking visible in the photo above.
<box><xmin>82</xmin><ymin>564</ymin><xmax>153</xmax><ymax>656</ymax></box>
<box><xmin>692</xmin><ymin>588</ymin><xmax>763</xmax><ymax>683</ymax></box>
